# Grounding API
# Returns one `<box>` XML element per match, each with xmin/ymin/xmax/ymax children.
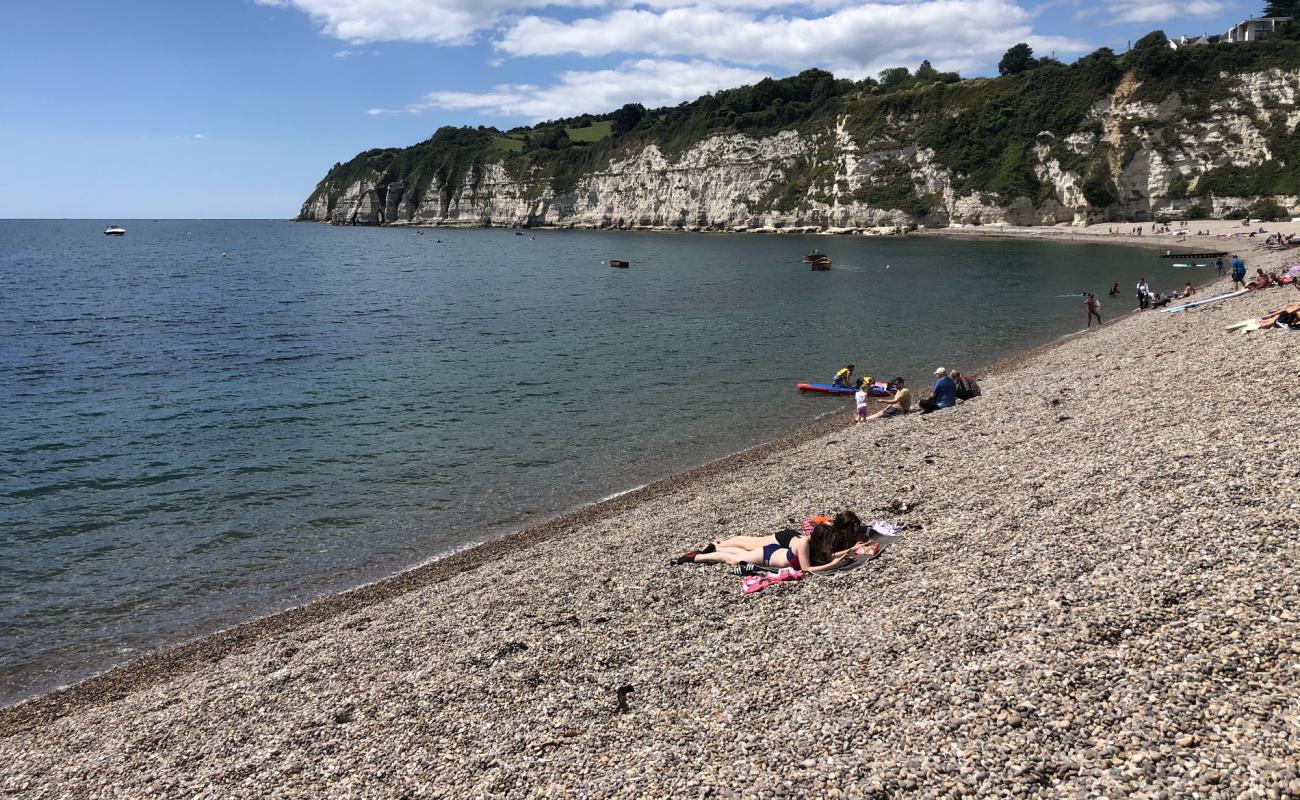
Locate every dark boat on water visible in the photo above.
<box><xmin>609</xmin><ymin>259</ymin><xmax>629</xmax><ymax>269</ymax></box>
<box><xmin>803</xmin><ymin>251</ymin><xmax>831</xmax><ymax>270</ymax></box>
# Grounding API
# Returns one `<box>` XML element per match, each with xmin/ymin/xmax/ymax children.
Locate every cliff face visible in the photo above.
<box><xmin>300</xmin><ymin>68</ymin><xmax>1300</xmax><ymax>230</ymax></box>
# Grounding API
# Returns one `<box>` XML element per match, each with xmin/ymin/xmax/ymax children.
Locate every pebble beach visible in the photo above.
<box><xmin>3</xmin><ymin>233</ymin><xmax>1299</xmax><ymax>797</ymax></box>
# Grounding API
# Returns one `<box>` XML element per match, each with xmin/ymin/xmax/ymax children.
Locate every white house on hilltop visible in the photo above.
<box><xmin>1170</xmin><ymin>33</ymin><xmax>1222</xmax><ymax>49</ymax></box>
<box><xmin>1171</xmin><ymin>16</ymin><xmax>1291</xmax><ymax>47</ymax></box>
<box><xmin>1225</xmin><ymin>16</ymin><xmax>1291</xmax><ymax>42</ymax></box>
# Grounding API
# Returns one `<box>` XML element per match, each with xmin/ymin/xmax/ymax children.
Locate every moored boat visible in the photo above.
<box><xmin>803</xmin><ymin>251</ymin><xmax>831</xmax><ymax>270</ymax></box>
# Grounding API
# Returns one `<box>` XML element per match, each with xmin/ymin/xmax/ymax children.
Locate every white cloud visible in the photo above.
<box><xmin>1078</xmin><ymin>0</ymin><xmax>1227</xmax><ymax>24</ymax></box>
<box><xmin>269</xmin><ymin>0</ymin><xmax>1100</xmax><ymax>120</ymax></box>
<box><xmin>496</xmin><ymin>1</ymin><xmax>1091</xmax><ymax>77</ymax></box>
<box><xmin>334</xmin><ymin>48</ymin><xmax>382</xmax><ymax>58</ymax></box>
<box><xmin>255</xmin><ymin>0</ymin><xmax>605</xmax><ymax>45</ymax></box>
<box><xmin>370</xmin><ymin>58</ymin><xmax>769</xmax><ymax>121</ymax></box>
<box><xmin>193</xmin><ymin>133</ymin><xmax>205</xmax><ymax>139</ymax></box>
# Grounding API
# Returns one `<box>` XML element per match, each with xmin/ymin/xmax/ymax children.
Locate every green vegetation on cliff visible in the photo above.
<box><xmin>303</xmin><ymin>26</ymin><xmax>1300</xmax><ymax>221</ymax></box>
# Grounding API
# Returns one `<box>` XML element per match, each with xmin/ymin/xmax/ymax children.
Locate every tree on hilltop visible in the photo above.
<box><xmin>998</xmin><ymin>43</ymin><xmax>1036</xmax><ymax>75</ymax></box>
<box><xmin>611</xmin><ymin>103</ymin><xmax>646</xmax><ymax>136</ymax></box>
<box><xmin>878</xmin><ymin>67</ymin><xmax>912</xmax><ymax>92</ymax></box>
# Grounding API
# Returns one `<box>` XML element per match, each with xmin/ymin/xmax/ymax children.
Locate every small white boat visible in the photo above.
<box><xmin>104</xmin><ymin>225</ymin><xmax>126</xmax><ymax>236</ymax></box>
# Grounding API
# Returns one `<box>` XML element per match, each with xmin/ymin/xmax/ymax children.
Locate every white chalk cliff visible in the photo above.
<box><xmin>300</xmin><ymin>68</ymin><xmax>1300</xmax><ymax>230</ymax></box>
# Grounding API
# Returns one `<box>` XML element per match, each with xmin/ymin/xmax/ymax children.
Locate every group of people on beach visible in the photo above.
<box><xmin>1109</xmin><ymin>224</ymin><xmax>1182</xmax><ymax>237</ymax></box>
<box><xmin>1133</xmin><ymin>278</ymin><xmax>1201</xmax><ymax>311</ymax></box>
<box><xmin>831</xmin><ymin>364</ymin><xmax>980</xmax><ymax>423</ymax></box>
<box><xmin>671</xmin><ymin>361</ymin><xmax>983</xmax><ymax>579</ymax></box>
<box><xmin>1106</xmin><ymin>252</ymin><xmax>1298</xmax><ymax>322</ymax></box>
<box><xmin>1238</xmin><ymin>267</ymin><xmax>1295</xmax><ymax>292</ymax></box>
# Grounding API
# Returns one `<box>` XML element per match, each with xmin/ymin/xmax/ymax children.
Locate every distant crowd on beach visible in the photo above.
<box><xmin>1100</xmin><ymin>221</ymin><xmax>1300</xmax><ymax>243</ymax></box>
<box><xmin>1077</xmin><ymin>251</ymin><xmax>1300</xmax><ymax>334</ymax></box>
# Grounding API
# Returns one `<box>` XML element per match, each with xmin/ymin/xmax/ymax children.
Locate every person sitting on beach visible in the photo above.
<box><xmin>862</xmin><ymin>377</ymin><xmax>912</xmax><ymax>420</ymax></box>
<box><xmin>1181</xmin><ymin>282</ymin><xmax>1196</xmax><ymax>298</ymax></box>
<box><xmin>950</xmin><ymin>371</ymin><xmax>982</xmax><ymax>401</ymax></box>
<box><xmin>1248</xmin><ymin>269</ymin><xmax>1273</xmax><ymax>291</ymax></box>
<box><xmin>831</xmin><ymin>364</ymin><xmax>855</xmax><ymax>388</ymax></box>
<box><xmin>679</xmin><ymin>522</ymin><xmax>855</xmax><ymax>573</ymax></box>
<box><xmin>918</xmin><ymin>368</ymin><xmax>957</xmax><ymax>414</ymax></box>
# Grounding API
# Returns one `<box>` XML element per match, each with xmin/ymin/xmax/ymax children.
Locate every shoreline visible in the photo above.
<box><xmin>0</xmin><ymin>406</ymin><xmax>861</xmax><ymax>730</ymax></box>
<box><xmin>4</xmin><ymin>229</ymin><xmax>1298</xmax><ymax>794</ymax></box>
<box><xmin>0</xmin><ymin>227</ymin><xmax>1169</xmax><ymax>715</ymax></box>
<box><xmin>0</xmin><ymin>262</ymin><xmax>1134</xmax><ymax>723</ymax></box>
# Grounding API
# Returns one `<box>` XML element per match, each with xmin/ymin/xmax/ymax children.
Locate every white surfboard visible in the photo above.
<box><xmin>1165</xmin><ymin>289</ymin><xmax>1248</xmax><ymax>314</ymax></box>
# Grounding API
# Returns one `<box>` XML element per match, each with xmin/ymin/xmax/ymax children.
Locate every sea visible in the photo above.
<box><xmin>0</xmin><ymin>219</ymin><xmax>1189</xmax><ymax>705</ymax></box>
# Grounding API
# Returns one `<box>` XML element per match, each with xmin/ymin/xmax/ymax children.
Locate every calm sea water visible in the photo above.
<box><xmin>0</xmin><ymin>220</ymin><xmax>1183</xmax><ymax>704</ymax></box>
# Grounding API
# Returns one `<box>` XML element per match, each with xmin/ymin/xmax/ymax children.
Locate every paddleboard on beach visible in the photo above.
<box><xmin>798</xmin><ymin>382</ymin><xmax>892</xmax><ymax>397</ymax></box>
<box><xmin>1165</xmin><ymin>289</ymin><xmax>1248</xmax><ymax>314</ymax></box>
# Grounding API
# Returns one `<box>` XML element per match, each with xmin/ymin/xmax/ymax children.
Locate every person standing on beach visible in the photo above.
<box><xmin>1231</xmin><ymin>256</ymin><xmax>1246</xmax><ymax>289</ymax></box>
<box><xmin>853</xmin><ymin>378</ymin><xmax>872</xmax><ymax>423</ymax></box>
<box><xmin>1085</xmin><ymin>293</ymin><xmax>1102</xmax><ymax>327</ymax></box>
<box><xmin>1136</xmin><ymin>279</ymin><xmax>1151</xmax><ymax>310</ymax></box>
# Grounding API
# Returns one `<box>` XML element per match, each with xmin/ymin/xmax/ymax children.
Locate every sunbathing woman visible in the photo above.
<box><xmin>675</xmin><ymin>511</ymin><xmax>873</xmax><ymax>569</ymax></box>
<box><xmin>690</xmin><ymin>510</ymin><xmax>861</xmax><ymax>554</ymax></box>
<box><xmin>683</xmin><ymin>522</ymin><xmax>852</xmax><ymax>573</ymax></box>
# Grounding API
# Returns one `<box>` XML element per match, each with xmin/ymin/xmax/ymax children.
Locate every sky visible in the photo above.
<box><xmin>0</xmin><ymin>0</ymin><xmax>1268</xmax><ymax>218</ymax></box>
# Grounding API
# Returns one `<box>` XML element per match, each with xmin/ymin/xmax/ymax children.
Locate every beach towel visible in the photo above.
<box><xmin>741</xmin><ymin>568</ymin><xmax>804</xmax><ymax>595</ymax></box>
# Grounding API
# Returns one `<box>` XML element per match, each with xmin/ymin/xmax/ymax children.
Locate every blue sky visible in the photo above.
<box><xmin>1</xmin><ymin>0</ymin><xmax>1264</xmax><ymax>218</ymax></box>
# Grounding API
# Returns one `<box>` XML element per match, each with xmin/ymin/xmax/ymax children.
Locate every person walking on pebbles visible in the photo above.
<box><xmin>1231</xmin><ymin>256</ymin><xmax>1247</xmax><ymax>290</ymax></box>
<box><xmin>1136</xmin><ymin>278</ymin><xmax>1151</xmax><ymax>311</ymax></box>
<box><xmin>1085</xmin><ymin>293</ymin><xmax>1102</xmax><ymax>328</ymax></box>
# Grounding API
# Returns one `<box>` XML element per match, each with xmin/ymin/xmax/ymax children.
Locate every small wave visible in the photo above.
<box><xmin>595</xmin><ymin>483</ymin><xmax>647</xmax><ymax>503</ymax></box>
